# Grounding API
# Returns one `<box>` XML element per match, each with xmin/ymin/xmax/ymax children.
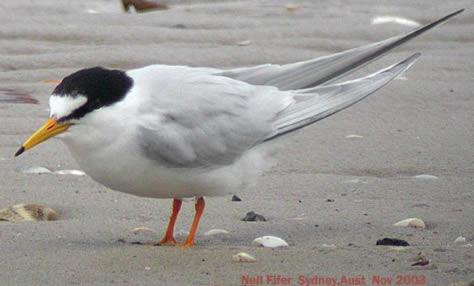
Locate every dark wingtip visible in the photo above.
<box><xmin>14</xmin><ymin>146</ymin><xmax>25</xmax><ymax>157</ymax></box>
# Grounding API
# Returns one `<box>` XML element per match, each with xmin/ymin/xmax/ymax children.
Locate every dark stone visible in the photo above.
<box><xmin>376</xmin><ymin>238</ymin><xmax>410</xmax><ymax>247</ymax></box>
<box><xmin>326</xmin><ymin>199</ymin><xmax>334</xmax><ymax>202</ymax></box>
<box><xmin>242</xmin><ymin>211</ymin><xmax>266</xmax><ymax>222</ymax></box>
<box><xmin>231</xmin><ymin>195</ymin><xmax>242</xmax><ymax>202</ymax></box>
<box><xmin>173</xmin><ymin>24</ymin><xmax>187</xmax><ymax>29</ymax></box>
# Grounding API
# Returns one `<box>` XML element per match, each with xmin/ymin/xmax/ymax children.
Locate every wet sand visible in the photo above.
<box><xmin>0</xmin><ymin>1</ymin><xmax>473</xmax><ymax>285</ymax></box>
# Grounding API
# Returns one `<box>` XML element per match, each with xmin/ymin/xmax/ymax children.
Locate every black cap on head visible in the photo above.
<box><xmin>53</xmin><ymin>67</ymin><xmax>133</xmax><ymax>121</ymax></box>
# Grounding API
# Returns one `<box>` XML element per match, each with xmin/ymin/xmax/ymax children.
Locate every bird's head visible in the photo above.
<box><xmin>15</xmin><ymin>67</ymin><xmax>133</xmax><ymax>157</ymax></box>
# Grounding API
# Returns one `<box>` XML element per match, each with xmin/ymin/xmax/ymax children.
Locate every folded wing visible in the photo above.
<box><xmin>265</xmin><ymin>53</ymin><xmax>420</xmax><ymax>141</ymax></box>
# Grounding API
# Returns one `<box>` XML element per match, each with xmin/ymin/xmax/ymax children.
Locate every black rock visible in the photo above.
<box><xmin>326</xmin><ymin>199</ymin><xmax>334</xmax><ymax>202</ymax></box>
<box><xmin>376</xmin><ymin>238</ymin><xmax>410</xmax><ymax>247</ymax></box>
<box><xmin>242</xmin><ymin>211</ymin><xmax>266</xmax><ymax>222</ymax></box>
<box><xmin>231</xmin><ymin>195</ymin><xmax>242</xmax><ymax>202</ymax></box>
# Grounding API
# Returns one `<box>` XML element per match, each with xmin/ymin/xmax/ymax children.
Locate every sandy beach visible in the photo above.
<box><xmin>0</xmin><ymin>0</ymin><xmax>473</xmax><ymax>285</ymax></box>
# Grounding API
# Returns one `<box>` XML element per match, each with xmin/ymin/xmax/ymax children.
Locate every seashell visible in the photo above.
<box><xmin>454</xmin><ymin>236</ymin><xmax>467</xmax><ymax>244</ymax></box>
<box><xmin>321</xmin><ymin>244</ymin><xmax>337</xmax><ymax>249</ymax></box>
<box><xmin>252</xmin><ymin>236</ymin><xmax>288</xmax><ymax>248</ymax></box>
<box><xmin>232</xmin><ymin>252</ymin><xmax>256</xmax><ymax>263</ymax></box>
<box><xmin>0</xmin><ymin>204</ymin><xmax>58</xmax><ymax>222</ymax></box>
<box><xmin>237</xmin><ymin>40</ymin><xmax>251</xmax><ymax>46</ymax></box>
<box><xmin>413</xmin><ymin>174</ymin><xmax>438</xmax><ymax>180</ymax></box>
<box><xmin>20</xmin><ymin>166</ymin><xmax>52</xmax><ymax>174</ymax></box>
<box><xmin>204</xmin><ymin>229</ymin><xmax>229</xmax><ymax>236</ymax></box>
<box><xmin>388</xmin><ymin>246</ymin><xmax>411</xmax><ymax>252</ymax></box>
<box><xmin>393</xmin><ymin>218</ymin><xmax>426</xmax><ymax>229</ymax></box>
<box><xmin>131</xmin><ymin>226</ymin><xmax>158</xmax><ymax>235</ymax></box>
<box><xmin>345</xmin><ymin>134</ymin><xmax>364</xmax><ymax>139</ymax></box>
<box><xmin>54</xmin><ymin>169</ymin><xmax>86</xmax><ymax>176</ymax></box>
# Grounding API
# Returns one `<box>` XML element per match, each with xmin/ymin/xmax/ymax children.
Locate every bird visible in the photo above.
<box><xmin>15</xmin><ymin>10</ymin><xmax>463</xmax><ymax>248</ymax></box>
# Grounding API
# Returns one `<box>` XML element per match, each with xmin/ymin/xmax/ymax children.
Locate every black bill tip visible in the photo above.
<box><xmin>14</xmin><ymin>146</ymin><xmax>25</xmax><ymax>157</ymax></box>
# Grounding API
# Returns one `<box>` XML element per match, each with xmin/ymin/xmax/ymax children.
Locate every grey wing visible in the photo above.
<box><xmin>265</xmin><ymin>53</ymin><xmax>420</xmax><ymax>141</ymax></box>
<box><xmin>217</xmin><ymin>10</ymin><xmax>462</xmax><ymax>90</ymax></box>
<box><xmin>136</xmin><ymin>72</ymin><xmax>293</xmax><ymax>169</ymax></box>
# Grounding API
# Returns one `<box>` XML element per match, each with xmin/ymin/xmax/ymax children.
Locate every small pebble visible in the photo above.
<box><xmin>242</xmin><ymin>211</ymin><xmax>266</xmax><ymax>222</ymax></box>
<box><xmin>376</xmin><ymin>238</ymin><xmax>409</xmax><ymax>247</ymax></box>
<box><xmin>252</xmin><ymin>236</ymin><xmax>288</xmax><ymax>248</ymax></box>
<box><xmin>231</xmin><ymin>195</ymin><xmax>242</xmax><ymax>202</ymax></box>
<box><xmin>232</xmin><ymin>252</ymin><xmax>256</xmax><ymax>263</ymax></box>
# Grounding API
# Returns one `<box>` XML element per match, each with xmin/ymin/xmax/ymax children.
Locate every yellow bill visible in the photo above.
<box><xmin>15</xmin><ymin>118</ymin><xmax>71</xmax><ymax>157</ymax></box>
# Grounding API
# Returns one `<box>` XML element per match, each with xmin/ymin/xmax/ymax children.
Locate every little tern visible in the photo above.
<box><xmin>15</xmin><ymin>10</ymin><xmax>463</xmax><ymax>247</ymax></box>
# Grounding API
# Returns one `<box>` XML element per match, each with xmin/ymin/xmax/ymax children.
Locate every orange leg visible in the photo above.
<box><xmin>158</xmin><ymin>199</ymin><xmax>182</xmax><ymax>245</ymax></box>
<box><xmin>180</xmin><ymin>197</ymin><xmax>205</xmax><ymax>248</ymax></box>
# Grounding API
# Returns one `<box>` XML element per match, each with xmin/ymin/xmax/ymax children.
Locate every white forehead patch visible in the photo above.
<box><xmin>49</xmin><ymin>94</ymin><xmax>88</xmax><ymax>119</ymax></box>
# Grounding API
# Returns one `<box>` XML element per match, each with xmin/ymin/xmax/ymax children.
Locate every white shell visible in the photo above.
<box><xmin>252</xmin><ymin>236</ymin><xmax>288</xmax><ymax>248</ymax></box>
<box><xmin>232</xmin><ymin>252</ymin><xmax>256</xmax><ymax>263</ymax></box>
<box><xmin>345</xmin><ymin>134</ymin><xmax>364</xmax><ymax>139</ymax></box>
<box><xmin>454</xmin><ymin>236</ymin><xmax>467</xmax><ymax>244</ymax></box>
<box><xmin>321</xmin><ymin>244</ymin><xmax>337</xmax><ymax>249</ymax></box>
<box><xmin>393</xmin><ymin>218</ymin><xmax>426</xmax><ymax>229</ymax></box>
<box><xmin>413</xmin><ymin>174</ymin><xmax>438</xmax><ymax>180</ymax></box>
<box><xmin>131</xmin><ymin>226</ymin><xmax>158</xmax><ymax>236</ymax></box>
<box><xmin>237</xmin><ymin>40</ymin><xmax>251</xmax><ymax>46</ymax></box>
<box><xmin>204</xmin><ymin>229</ymin><xmax>229</xmax><ymax>236</ymax></box>
<box><xmin>20</xmin><ymin>166</ymin><xmax>52</xmax><ymax>174</ymax></box>
<box><xmin>54</xmin><ymin>169</ymin><xmax>86</xmax><ymax>176</ymax></box>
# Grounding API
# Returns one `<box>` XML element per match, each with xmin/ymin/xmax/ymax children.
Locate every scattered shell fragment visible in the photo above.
<box><xmin>242</xmin><ymin>211</ymin><xmax>266</xmax><ymax>222</ymax></box>
<box><xmin>388</xmin><ymin>246</ymin><xmax>411</xmax><ymax>252</ymax></box>
<box><xmin>204</xmin><ymin>229</ymin><xmax>229</xmax><ymax>236</ymax></box>
<box><xmin>345</xmin><ymin>134</ymin><xmax>363</xmax><ymax>139</ymax></box>
<box><xmin>20</xmin><ymin>166</ymin><xmax>52</xmax><ymax>174</ymax></box>
<box><xmin>413</xmin><ymin>174</ymin><xmax>438</xmax><ymax>180</ymax></box>
<box><xmin>285</xmin><ymin>3</ymin><xmax>299</xmax><ymax>12</ymax></box>
<box><xmin>0</xmin><ymin>204</ymin><xmax>58</xmax><ymax>222</ymax></box>
<box><xmin>252</xmin><ymin>236</ymin><xmax>288</xmax><ymax>248</ymax></box>
<box><xmin>376</xmin><ymin>238</ymin><xmax>409</xmax><ymax>247</ymax></box>
<box><xmin>321</xmin><ymin>243</ymin><xmax>337</xmax><ymax>249</ymax></box>
<box><xmin>54</xmin><ymin>169</ymin><xmax>86</xmax><ymax>176</ymax></box>
<box><xmin>232</xmin><ymin>252</ymin><xmax>256</xmax><ymax>263</ymax></box>
<box><xmin>131</xmin><ymin>226</ymin><xmax>158</xmax><ymax>235</ymax></box>
<box><xmin>411</xmin><ymin>252</ymin><xmax>430</xmax><ymax>266</ymax></box>
<box><xmin>454</xmin><ymin>236</ymin><xmax>467</xmax><ymax>244</ymax></box>
<box><xmin>393</xmin><ymin>218</ymin><xmax>426</xmax><ymax>229</ymax></box>
<box><xmin>237</xmin><ymin>40</ymin><xmax>251</xmax><ymax>46</ymax></box>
